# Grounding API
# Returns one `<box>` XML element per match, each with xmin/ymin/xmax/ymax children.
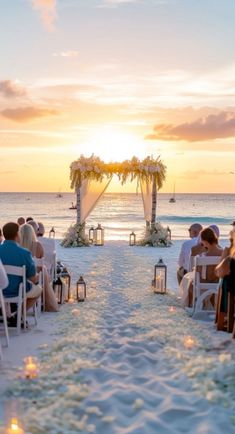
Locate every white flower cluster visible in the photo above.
<box><xmin>61</xmin><ymin>223</ymin><xmax>89</xmax><ymax>247</ymax></box>
<box><xmin>138</xmin><ymin>222</ymin><xmax>172</xmax><ymax>247</ymax></box>
<box><xmin>70</xmin><ymin>155</ymin><xmax>166</xmax><ymax>188</ymax></box>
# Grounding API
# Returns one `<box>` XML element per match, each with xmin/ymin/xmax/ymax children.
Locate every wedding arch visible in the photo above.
<box><xmin>62</xmin><ymin>155</ymin><xmax>168</xmax><ymax>247</ymax></box>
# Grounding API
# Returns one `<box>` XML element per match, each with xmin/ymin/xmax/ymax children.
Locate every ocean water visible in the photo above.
<box><xmin>0</xmin><ymin>192</ymin><xmax>234</xmax><ymax>241</ymax></box>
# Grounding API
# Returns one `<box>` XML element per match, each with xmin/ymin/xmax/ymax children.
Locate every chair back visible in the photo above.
<box><xmin>33</xmin><ymin>257</ymin><xmax>46</xmax><ymax>313</ymax></box>
<box><xmin>3</xmin><ymin>265</ymin><xmax>27</xmax><ymax>333</ymax></box>
<box><xmin>39</xmin><ymin>238</ymin><xmax>56</xmax><ymax>280</ymax></box>
<box><xmin>188</xmin><ymin>255</ymin><xmax>195</xmax><ymax>272</ymax></box>
<box><xmin>193</xmin><ymin>255</ymin><xmax>221</xmax><ymax>316</ymax></box>
<box><xmin>3</xmin><ymin>264</ymin><xmax>26</xmax><ymax>298</ymax></box>
<box><xmin>195</xmin><ymin>255</ymin><xmax>221</xmax><ymax>281</ymax></box>
<box><xmin>34</xmin><ymin>257</ymin><xmax>45</xmax><ymax>286</ymax></box>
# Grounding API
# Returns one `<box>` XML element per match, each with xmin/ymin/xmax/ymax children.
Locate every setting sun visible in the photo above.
<box><xmin>81</xmin><ymin>126</ymin><xmax>145</xmax><ymax>162</ymax></box>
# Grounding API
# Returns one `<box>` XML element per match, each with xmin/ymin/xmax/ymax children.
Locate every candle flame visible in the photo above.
<box><xmin>24</xmin><ymin>356</ymin><xmax>39</xmax><ymax>379</ymax></box>
<box><xmin>11</xmin><ymin>419</ymin><xmax>19</xmax><ymax>430</ymax></box>
<box><xmin>7</xmin><ymin>418</ymin><xmax>24</xmax><ymax>433</ymax></box>
<box><xmin>184</xmin><ymin>336</ymin><xmax>195</xmax><ymax>349</ymax></box>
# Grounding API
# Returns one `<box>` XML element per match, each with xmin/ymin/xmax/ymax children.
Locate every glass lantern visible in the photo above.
<box><xmin>89</xmin><ymin>226</ymin><xmax>95</xmax><ymax>244</ymax></box>
<box><xmin>153</xmin><ymin>258</ymin><xmax>167</xmax><ymax>294</ymax></box>
<box><xmin>4</xmin><ymin>400</ymin><xmax>25</xmax><ymax>434</ymax></box>
<box><xmin>53</xmin><ymin>276</ymin><xmax>63</xmax><ymax>303</ymax></box>
<box><xmin>59</xmin><ymin>267</ymin><xmax>71</xmax><ymax>302</ymax></box>
<box><xmin>49</xmin><ymin>226</ymin><xmax>55</xmax><ymax>238</ymax></box>
<box><xmin>76</xmin><ymin>275</ymin><xmax>87</xmax><ymax>302</ymax></box>
<box><xmin>94</xmin><ymin>223</ymin><xmax>104</xmax><ymax>246</ymax></box>
<box><xmin>129</xmin><ymin>231</ymin><xmax>136</xmax><ymax>246</ymax></box>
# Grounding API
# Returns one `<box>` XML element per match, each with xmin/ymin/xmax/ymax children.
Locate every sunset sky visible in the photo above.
<box><xmin>1</xmin><ymin>0</ymin><xmax>235</xmax><ymax>193</ymax></box>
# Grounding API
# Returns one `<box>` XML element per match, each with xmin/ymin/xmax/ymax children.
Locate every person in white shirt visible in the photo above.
<box><xmin>0</xmin><ymin>259</ymin><xmax>8</xmax><ymax>290</ymax></box>
<box><xmin>177</xmin><ymin>223</ymin><xmax>202</xmax><ymax>284</ymax></box>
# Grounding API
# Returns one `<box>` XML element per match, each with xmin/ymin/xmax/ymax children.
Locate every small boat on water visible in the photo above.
<box><xmin>56</xmin><ymin>188</ymin><xmax>63</xmax><ymax>198</ymax></box>
<box><xmin>69</xmin><ymin>202</ymin><xmax>77</xmax><ymax>210</ymax></box>
<box><xmin>169</xmin><ymin>183</ymin><xmax>176</xmax><ymax>203</ymax></box>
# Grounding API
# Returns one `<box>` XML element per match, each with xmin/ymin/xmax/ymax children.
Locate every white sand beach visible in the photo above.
<box><xmin>1</xmin><ymin>240</ymin><xmax>235</xmax><ymax>433</ymax></box>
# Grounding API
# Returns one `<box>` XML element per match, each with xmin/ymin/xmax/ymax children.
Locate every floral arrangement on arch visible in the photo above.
<box><xmin>70</xmin><ymin>155</ymin><xmax>166</xmax><ymax>188</ymax></box>
<box><xmin>138</xmin><ymin>222</ymin><xmax>172</xmax><ymax>247</ymax></box>
<box><xmin>61</xmin><ymin>223</ymin><xmax>90</xmax><ymax>247</ymax></box>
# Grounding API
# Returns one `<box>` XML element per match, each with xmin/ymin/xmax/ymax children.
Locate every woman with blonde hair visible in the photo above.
<box><xmin>19</xmin><ymin>224</ymin><xmax>58</xmax><ymax>312</ymax></box>
<box><xmin>19</xmin><ymin>223</ymin><xmax>44</xmax><ymax>258</ymax></box>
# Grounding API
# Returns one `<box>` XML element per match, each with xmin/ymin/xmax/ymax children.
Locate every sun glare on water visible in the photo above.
<box><xmin>82</xmin><ymin>126</ymin><xmax>145</xmax><ymax>162</ymax></box>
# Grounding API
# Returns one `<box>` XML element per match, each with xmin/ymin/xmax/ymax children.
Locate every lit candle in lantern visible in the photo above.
<box><xmin>24</xmin><ymin>356</ymin><xmax>39</xmax><ymax>379</ymax></box>
<box><xmin>184</xmin><ymin>336</ymin><xmax>195</xmax><ymax>349</ymax></box>
<box><xmin>68</xmin><ymin>297</ymin><xmax>75</xmax><ymax>304</ymax></box>
<box><xmin>6</xmin><ymin>417</ymin><xmax>24</xmax><ymax>434</ymax></box>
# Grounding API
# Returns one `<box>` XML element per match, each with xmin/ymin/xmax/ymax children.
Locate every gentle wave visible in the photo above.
<box><xmin>159</xmin><ymin>215</ymin><xmax>231</xmax><ymax>224</ymax></box>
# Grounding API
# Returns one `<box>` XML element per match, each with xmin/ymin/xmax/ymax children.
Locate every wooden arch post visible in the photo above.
<box><xmin>76</xmin><ymin>173</ymin><xmax>81</xmax><ymax>225</ymax></box>
<box><xmin>76</xmin><ymin>184</ymin><xmax>81</xmax><ymax>225</ymax></box>
<box><xmin>151</xmin><ymin>175</ymin><xmax>157</xmax><ymax>229</ymax></box>
<box><xmin>76</xmin><ymin>178</ymin><xmax>86</xmax><ymax>236</ymax></box>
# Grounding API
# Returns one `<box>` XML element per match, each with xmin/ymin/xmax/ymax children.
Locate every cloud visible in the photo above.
<box><xmin>31</xmin><ymin>0</ymin><xmax>57</xmax><ymax>31</ymax></box>
<box><xmin>145</xmin><ymin>111</ymin><xmax>235</xmax><ymax>142</ymax></box>
<box><xmin>0</xmin><ymin>80</ymin><xmax>26</xmax><ymax>98</ymax></box>
<box><xmin>1</xmin><ymin>106</ymin><xmax>59</xmax><ymax>122</ymax></box>
<box><xmin>53</xmin><ymin>51</ymin><xmax>78</xmax><ymax>58</ymax></box>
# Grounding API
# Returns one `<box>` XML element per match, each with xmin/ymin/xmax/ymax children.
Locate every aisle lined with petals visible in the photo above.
<box><xmin>2</xmin><ymin>244</ymin><xmax>235</xmax><ymax>433</ymax></box>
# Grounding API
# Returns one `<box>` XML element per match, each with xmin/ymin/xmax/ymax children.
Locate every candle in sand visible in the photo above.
<box><xmin>6</xmin><ymin>417</ymin><xmax>24</xmax><ymax>434</ymax></box>
<box><xmin>24</xmin><ymin>356</ymin><xmax>39</xmax><ymax>379</ymax></box>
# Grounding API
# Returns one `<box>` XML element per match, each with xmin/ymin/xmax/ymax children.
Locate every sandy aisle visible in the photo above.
<box><xmin>0</xmin><ymin>241</ymin><xmax>235</xmax><ymax>433</ymax></box>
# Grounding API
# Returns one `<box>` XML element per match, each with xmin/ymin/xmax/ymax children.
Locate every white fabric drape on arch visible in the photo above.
<box><xmin>80</xmin><ymin>176</ymin><xmax>112</xmax><ymax>224</ymax></box>
<box><xmin>140</xmin><ymin>178</ymin><xmax>153</xmax><ymax>223</ymax></box>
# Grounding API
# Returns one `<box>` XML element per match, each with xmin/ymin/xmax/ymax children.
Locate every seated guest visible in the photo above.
<box><xmin>17</xmin><ymin>217</ymin><xmax>25</xmax><ymax>226</ymax></box>
<box><xmin>0</xmin><ymin>222</ymin><xmax>41</xmax><ymax>320</ymax></box>
<box><xmin>190</xmin><ymin>235</ymin><xmax>205</xmax><ymax>261</ymax></box>
<box><xmin>28</xmin><ymin>220</ymin><xmax>39</xmax><ymax>235</ymax></box>
<box><xmin>26</xmin><ymin>217</ymin><xmax>34</xmax><ymax>222</ymax></box>
<box><xmin>19</xmin><ymin>223</ymin><xmax>58</xmax><ymax>312</ymax></box>
<box><xmin>177</xmin><ymin>223</ymin><xmax>202</xmax><ymax>284</ymax></box>
<box><xmin>180</xmin><ymin>227</ymin><xmax>222</xmax><ymax>307</ymax></box>
<box><xmin>37</xmin><ymin>222</ymin><xmax>45</xmax><ymax>237</ymax></box>
<box><xmin>199</xmin><ymin>227</ymin><xmax>222</xmax><ymax>279</ymax></box>
<box><xmin>189</xmin><ymin>225</ymin><xmax>220</xmax><ymax>268</ymax></box>
<box><xmin>20</xmin><ymin>223</ymin><xmax>44</xmax><ymax>258</ymax></box>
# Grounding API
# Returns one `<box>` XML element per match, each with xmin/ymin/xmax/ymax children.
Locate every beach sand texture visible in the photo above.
<box><xmin>1</xmin><ymin>241</ymin><xmax>235</xmax><ymax>433</ymax></box>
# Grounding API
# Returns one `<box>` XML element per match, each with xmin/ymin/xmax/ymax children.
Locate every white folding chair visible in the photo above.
<box><xmin>39</xmin><ymin>238</ymin><xmax>56</xmax><ymax>282</ymax></box>
<box><xmin>0</xmin><ymin>287</ymin><xmax>10</xmax><ymax>348</ymax></box>
<box><xmin>34</xmin><ymin>257</ymin><xmax>45</xmax><ymax>313</ymax></box>
<box><xmin>188</xmin><ymin>255</ymin><xmax>196</xmax><ymax>272</ymax></box>
<box><xmin>3</xmin><ymin>265</ymin><xmax>27</xmax><ymax>335</ymax></box>
<box><xmin>192</xmin><ymin>256</ymin><xmax>221</xmax><ymax>317</ymax></box>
